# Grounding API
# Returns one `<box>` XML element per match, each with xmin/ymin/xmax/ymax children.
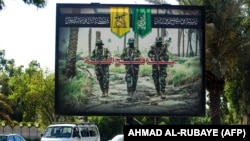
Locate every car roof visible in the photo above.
<box><xmin>0</xmin><ymin>134</ymin><xmax>23</xmax><ymax>136</ymax></box>
<box><xmin>0</xmin><ymin>134</ymin><xmax>25</xmax><ymax>139</ymax></box>
<box><xmin>49</xmin><ymin>123</ymin><xmax>98</xmax><ymax>127</ymax></box>
<box><xmin>48</xmin><ymin>124</ymin><xmax>77</xmax><ymax>127</ymax></box>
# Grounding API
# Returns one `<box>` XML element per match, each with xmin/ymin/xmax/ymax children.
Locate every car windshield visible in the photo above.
<box><xmin>79</xmin><ymin>127</ymin><xmax>98</xmax><ymax>137</ymax></box>
<box><xmin>0</xmin><ymin>136</ymin><xmax>7</xmax><ymax>141</ymax></box>
<box><xmin>43</xmin><ymin>126</ymin><xmax>73</xmax><ymax>138</ymax></box>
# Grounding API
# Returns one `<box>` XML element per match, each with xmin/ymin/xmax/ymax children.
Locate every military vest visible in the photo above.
<box><xmin>95</xmin><ymin>47</ymin><xmax>109</xmax><ymax>59</ymax></box>
<box><xmin>125</xmin><ymin>47</ymin><xmax>139</xmax><ymax>58</ymax></box>
<box><xmin>150</xmin><ymin>44</ymin><xmax>169</xmax><ymax>61</ymax></box>
<box><xmin>150</xmin><ymin>44</ymin><xmax>167</xmax><ymax>54</ymax></box>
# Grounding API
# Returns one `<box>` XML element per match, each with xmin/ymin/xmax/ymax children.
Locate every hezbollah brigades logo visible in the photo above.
<box><xmin>110</xmin><ymin>7</ymin><xmax>130</xmax><ymax>38</ymax></box>
<box><xmin>114</xmin><ymin>14</ymin><xmax>126</xmax><ymax>28</ymax></box>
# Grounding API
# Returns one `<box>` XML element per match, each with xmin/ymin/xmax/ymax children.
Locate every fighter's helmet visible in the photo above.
<box><xmin>155</xmin><ymin>37</ymin><xmax>163</xmax><ymax>43</ymax></box>
<box><xmin>165</xmin><ymin>37</ymin><xmax>172</xmax><ymax>46</ymax></box>
<box><xmin>96</xmin><ymin>39</ymin><xmax>104</xmax><ymax>45</ymax></box>
<box><xmin>127</xmin><ymin>38</ymin><xmax>134</xmax><ymax>44</ymax></box>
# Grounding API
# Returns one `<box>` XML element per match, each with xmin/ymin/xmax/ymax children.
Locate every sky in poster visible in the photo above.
<box><xmin>0</xmin><ymin>0</ymin><xmax>178</xmax><ymax>71</ymax></box>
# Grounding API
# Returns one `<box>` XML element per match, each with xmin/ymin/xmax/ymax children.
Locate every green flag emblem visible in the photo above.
<box><xmin>132</xmin><ymin>8</ymin><xmax>152</xmax><ymax>38</ymax></box>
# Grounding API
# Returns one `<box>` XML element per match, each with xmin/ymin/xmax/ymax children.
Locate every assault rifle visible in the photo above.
<box><xmin>155</xmin><ymin>49</ymin><xmax>160</xmax><ymax>71</ymax></box>
<box><xmin>129</xmin><ymin>50</ymin><xmax>134</xmax><ymax>93</ymax></box>
<box><xmin>129</xmin><ymin>50</ymin><xmax>134</xmax><ymax>77</ymax></box>
<box><xmin>98</xmin><ymin>56</ymin><xmax>104</xmax><ymax>75</ymax></box>
<box><xmin>155</xmin><ymin>48</ymin><xmax>162</xmax><ymax>98</ymax></box>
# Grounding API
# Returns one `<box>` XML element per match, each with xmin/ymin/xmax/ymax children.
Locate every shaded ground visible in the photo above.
<box><xmin>78</xmin><ymin>70</ymin><xmax>205</xmax><ymax>116</ymax></box>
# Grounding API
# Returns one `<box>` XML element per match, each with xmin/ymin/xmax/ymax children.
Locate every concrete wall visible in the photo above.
<box><xmin>1</xmin><ymin>125</ymin><xmax>42</xmax><ymax>140</ymax></box>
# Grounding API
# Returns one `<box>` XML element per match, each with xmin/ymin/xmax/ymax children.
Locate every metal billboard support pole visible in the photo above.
<box><xmin>125</xmin><ymin>117</ymin><xmax>133</xmax><ymax>125</ymax></box>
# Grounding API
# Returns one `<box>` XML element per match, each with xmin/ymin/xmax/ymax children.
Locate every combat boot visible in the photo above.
<box><xmin>105</xmin><ymin>89</ymin><xmax>108</xmax><ymax>97</ymax></box>
<box><xmin>101</xmin><ymin>90</ymin><xmax>105</xmax><ymax>97</ymax></box>
<box><xmin>128</xmin><ymin>92</ymin><xmax>133</xmax><ymax>96</ymax></box>
<box><xmin>157</xmin><ymin>91</ymin><xmax>161</xmax><ymax>96</ymax></box>
<box><xmin>160</xmin><ymin>91</ymin><xmax>166</xmax><ymax>99</ymax></box>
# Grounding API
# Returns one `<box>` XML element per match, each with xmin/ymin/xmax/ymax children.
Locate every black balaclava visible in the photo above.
<box><xmin>156</xmin><ymin>42</ymin><xmax>162</xmax><ymax>48</ymax></box>
<box><xmin>97</xmin><ymin>43</ymin><xmax>103</xmax><ymax>49</ymax></box>
<box><xmin>129</xmin><ymin>43</ymin><xmax>134</xmax><ymax>48</ymax></box>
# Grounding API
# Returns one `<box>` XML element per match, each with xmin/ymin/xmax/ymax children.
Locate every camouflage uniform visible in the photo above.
<box><xmin>120</xmin><ymin>38</ymin><xmax>142</xmax><ymax>95</ymax></box>
<box><xmin>147</xmin><ymin>37</ymin><xmax>169</xmax><ymax>98</ymax></box>
<box><xmin>90</xmin><ymin>39</ymin><xmax>111</xmax><ymax>97</ymax></box>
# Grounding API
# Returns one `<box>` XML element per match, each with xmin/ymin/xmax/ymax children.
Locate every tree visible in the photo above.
<box><xmin>0</xmin><ymin>93</ymin><xmax>13</xmax><ymax>124</ymax></box>
<box><xmin>7</xmin><ymin>61</ymin><xmax>63</xmax><ymax>126</ymax></box>
<box><xmin>224</xmin><ymin>45</ymin><xmax>250</xmax><ymax>124</ymax></box>
<box><xmin>174</xmin><ymin>0</ymin><xmax>249</xmax><ymax>125</ymax></box>
<box><xmin>64</xmin><ymin>8</ymin><xmax>81</xmax><ymax>78</ymax></box>
<box><xmin>0</xmin><ymin>0</ymin><xmax>47</xmax><ymax>10</ymax></box>
<box><xmin>35</xmin><ymin>70</ymin><xmax>57</xmax><ymax>125</ymax></box>
<box><xmin>178</xmin><ymin>0</ymin><xmax>244</xmax><ymax>126</ymax></box>
<box><xmin>8</xmin><ymin>62</ymin><xmax>73</xmax><ymax>127</ymax></box>
<box><xmin>204</xmin><ymin>0</ymin><xmax>248</xmax><ymax>124</ymax></box>
<box><xmin>89</xmin><ymin>116</ymin><xmax>125</xmax><ymax>140</ymax></box>
<box><xmin>8</xmin><ymin>61</ymin><xmax>42</xmax><ymax>122</ymax></box>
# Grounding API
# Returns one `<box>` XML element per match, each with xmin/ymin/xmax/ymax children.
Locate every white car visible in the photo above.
<box><xmin>109</xmin><ymin>134</ymin><xmax>124</xmax><ymax>141</ymax></box>
<box><xmin>41</xmin><ymin>123</ymin><xmax>100</xmax><ymax>141</ymax></box>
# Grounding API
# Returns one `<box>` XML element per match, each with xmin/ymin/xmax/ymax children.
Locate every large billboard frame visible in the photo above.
<box><xmin>55</xmin><ymin>3</ymin><xmax>206</xmax><ymax>116</ymax></box>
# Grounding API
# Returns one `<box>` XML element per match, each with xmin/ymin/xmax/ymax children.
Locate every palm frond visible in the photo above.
<box><xmin>0</xmin><ymin>94</ymin><xmax>14</xmax><ymax>124</ymax></box>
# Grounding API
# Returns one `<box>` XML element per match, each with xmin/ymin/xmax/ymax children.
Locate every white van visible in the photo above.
<box><xmin>41</xmin><ymin>123</ymin><xmax>100</xmax><ymax>141</ymax></box>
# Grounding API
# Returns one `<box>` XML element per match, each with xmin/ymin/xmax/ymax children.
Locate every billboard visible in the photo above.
<box><xmin>55</xmin><ymin>3</ymin><xmax>205</xmax><ymax>116</ymax></box>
